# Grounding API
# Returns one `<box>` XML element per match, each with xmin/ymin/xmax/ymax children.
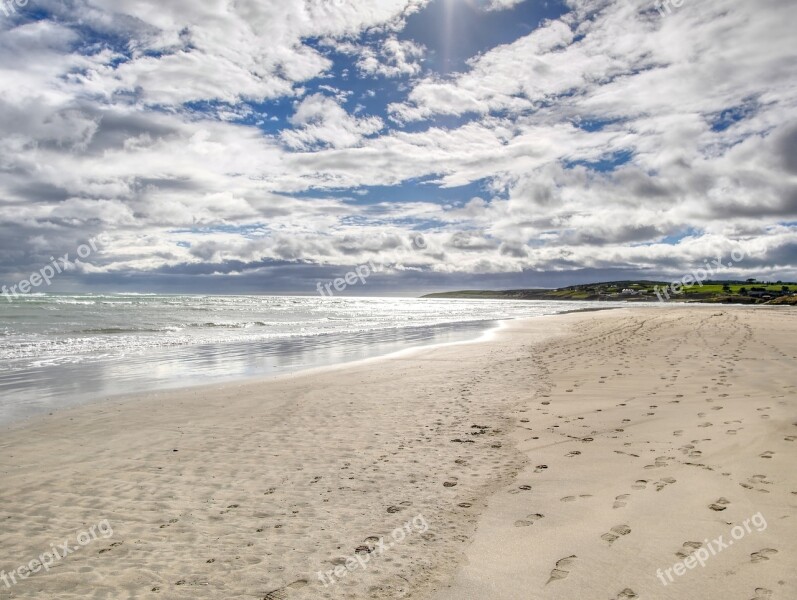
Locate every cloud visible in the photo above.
<box><xmin>281</xmin><ymin>93</ymin><xmax>384</xmax><ymax>150</ymax></box>
<box><xmin>484</xmin><ymin>0</ymin><xmax>527</xmax><ymax>12</ymax></box>
<box><xmin>356</xmin><ymin>36</ymin><xmax>426</xmax><ymax>78</ymax></box>
<box><xmin>21</xmin><ymin>0</ymin><xmax>431</xmax><ymax>107</ymax></box>
<box><xmin>0</xmin><ymin>0</ymin><xmax>795</xmax><ymax>291</ymax></box>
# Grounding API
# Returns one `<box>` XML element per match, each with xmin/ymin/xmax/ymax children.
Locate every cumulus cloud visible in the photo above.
<box><xmin>11</xmin><ymin>0</ymin><xmax>431</xmax><ymax>107</ymax></box>
<box><xmin>356</xmin><ymin>36</ymin><xmax>426</xmax><ymax>78</ymax></box>
<box><xmin>484</xmin><ymin>0</ymin><xmax>527</xmax><ymax>12</ymax></box>
<box><xmin>281</xmin><ymin>93</ymin><xmax>384</xmax><ymax>149</ymax></box>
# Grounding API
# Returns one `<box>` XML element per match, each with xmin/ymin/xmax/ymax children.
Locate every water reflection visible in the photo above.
<box><xmin>0</xmin><ymin>320</ymin><xmax>494</xmax><ymax>425</ymax></box>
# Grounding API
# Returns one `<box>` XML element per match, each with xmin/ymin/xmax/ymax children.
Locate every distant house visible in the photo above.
<box><xmin>621</xmin><ymin>289</ymin><xmax>637</xmax><ymax>296</ymax></box>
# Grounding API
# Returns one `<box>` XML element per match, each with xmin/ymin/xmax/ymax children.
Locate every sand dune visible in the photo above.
<box><xmin>0</xmin><ymin>307</ymin><xmax>794</xmax><ymax>599</ymax></box>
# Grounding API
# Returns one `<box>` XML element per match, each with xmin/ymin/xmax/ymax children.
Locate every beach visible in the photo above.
<box><xmin>0</xmin><ymin>294</ymin><xmax>619</xmax><ymax>426</ymax></box>
<box><xmin>0</xmin><ymin>307</ymin><xmax>795</xmax><ymax>599</ymax></box>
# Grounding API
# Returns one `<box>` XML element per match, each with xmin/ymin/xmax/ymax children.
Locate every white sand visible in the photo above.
<box><xmin>0</xmin><ymin>307</ymin><xmax>794</xmax><ymax>599</ymax></box>
<box><xmin>432</xmin><ymin>308</ymin><xmax>797</xmax><ymax>600</ymax></box>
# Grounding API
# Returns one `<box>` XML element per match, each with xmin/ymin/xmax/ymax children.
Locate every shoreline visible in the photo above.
<box><xmin>0</xmin><ymin>301</ymin><xmax>634</xmax><ymax>431</ymax></box>
<box><xmin>0</xmin><ymin>307</ymin><xmax>794</xmax><ymax>599</ymax></box>
<box><xmin>0</xmin><ymin>302</ymin><xmax>727</xmax><ymax>432</ymax></box>
<box><xmin>0</xmin><ymin>317</ymin><xmax>503</xmax><ymax>431</ymax></box>
<box><xmin>4</xmin><ymin>293</ymin><xmax>599</xmax><ymax>429</ymax></box>
<box><xmin>0</xmin><ymin>319</ymin><xmax>502</xmax><ymax>436</ymax></box>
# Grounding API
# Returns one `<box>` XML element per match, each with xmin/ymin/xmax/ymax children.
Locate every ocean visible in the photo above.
<box><xmin>0</xmin><ymin>294</ymin><xmax>623</xmax><ymax>425</ymax></box>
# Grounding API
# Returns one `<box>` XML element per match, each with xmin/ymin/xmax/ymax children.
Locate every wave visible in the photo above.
<box><xmin>192</xmin><ymin>321</ymin><xmax>270</xmax><ymax>329</ymax></box>
<box><xmin>0</xmin><ymin>296</ymin><xmax>624</xmax><ymax>372</ymax></box>
<box><xmin>76</xmin><ymin>322</ymin><xmax>274</xmax><ymax>334</ymax></box>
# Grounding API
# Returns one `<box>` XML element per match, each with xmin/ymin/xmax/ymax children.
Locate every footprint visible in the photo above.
<box><xmin>546</xmin><ymin>555</ymin><xmax>577</xmax><ymax>584</ymax></box>
<box><xmin>655</xmin><ymin>477</ymin><xmax>676</xmax><ymax>491</ymax></box>
<box><xmin>98</xmin><ymin>542</ymin><xmax>123</xmax><ymax>555</ymax></box>
<box><xmin>759</xmin><ymin>451</ymin><xmax>774</xmax><ymax>459</ymax></box>
<box><xmin>565</xmin><ymin>451</ymin><xmax>582</xmax><ymax>458</ymax></box>
<box><xmin>601</xmin><ymin>524</ymin><xmax>631</xmax><ymax>544</ymax></box>
<box><xmin>676</xmin><ymin>541</ymin><xmax>703</xmax><ymax>559</ymax></box>
<box><xmin>614</xmin><ymin>494</ymin><xmax>630</xmax><ymax>509</ymax></box>
<box><xmin>750</xmin><ymin>549</ymin><xmax>778</xmax><ymax>563</ymax></box>
<box><xmin>614</xmin><ymin>589</ymin><xmax>638</xmax><ymax>600</ymax></box>
<box><xmin>560</xmin><ymin>496</ymin><xmax>576</xmax><ymax>502</ymax></box>
<box><xmin>631</xmin><ymin>480</ymin><xmax>648</xmax><ymax>490</ymax></box>
<box><xmin>751</xmin><ymin>588</ymin><xmax>773</xmax><ymax>599</ymax></box>
<box><xmin>534</xmin><ymin>465</ymin><xmax>549</xmax><ymax>473</ymax></box>
<box><xmin>514</xmin><ymin>513</ymin><xmax>545</xmax><ymax>527</ymax></box>
<box><xmin>644</xmin><ymin>456</ymin><xmax>670</xmax><ymax>469</ymax></box>
<box><xmin>709</xmin><ymin>497</ymin><xmax>730</xmax><ymax>511</ymax></box>
<box><xmin>263</xmin><ymin>579</ymin><xmax>309</xmax><ymax>599</ymax></box>
<box><xmin>160</xmin><ymin>518</ymin><xmax>179</xmax><ymax>529</ymax></box>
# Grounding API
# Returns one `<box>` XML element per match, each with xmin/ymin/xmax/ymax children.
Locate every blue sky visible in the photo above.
<box><xmin>0</xmin><ymin>0</ymin><xmax>795</xmax><ymax>294</ymax></box>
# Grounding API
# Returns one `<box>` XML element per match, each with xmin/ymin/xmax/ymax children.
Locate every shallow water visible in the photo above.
<box><xmin>0</xmin><ymin>294</ymin><xmax>625</xmax><ymax>424</ymax></box>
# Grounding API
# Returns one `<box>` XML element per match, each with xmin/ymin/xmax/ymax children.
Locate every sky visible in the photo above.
<box><xmin>0</xmin><ymin>0</ymin><xmax>795</xmax><ymax>295</ymax></box>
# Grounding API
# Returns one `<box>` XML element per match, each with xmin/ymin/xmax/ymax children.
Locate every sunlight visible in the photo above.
<box><xmin>440</xmin><ymin>0</ymin><xmax>479</xmax><ymax>71</ymax></box>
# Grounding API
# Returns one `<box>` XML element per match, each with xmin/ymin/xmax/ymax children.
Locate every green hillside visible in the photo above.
<box><xmin>422</xmin><ymin>280</ymin><xmax>797</xmax><ymax>304</ymax></box>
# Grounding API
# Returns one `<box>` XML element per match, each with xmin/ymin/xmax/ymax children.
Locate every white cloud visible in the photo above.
<box><xmin>356</xmin><ymin>36</ymin><xmax>426</xmax><ymax>78</ymax></box>
<box><xmin>0</xmin><ymin>0</ymin><xmax>796</xmax><ymax>288</ymax></box>
<box><xmin>281</xmin><ymin>93</ymin><xmax>384</xmax><ymax>150</ymax></box>
<box><xmin>484</xmin><ymin>0</ymin><xmax>527</xmax><ymax>11</ymax></box>
<box><xmin>27</xmin><ymin>0</ymin><xmax>431</xmax><ymax>107</ymax></box>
